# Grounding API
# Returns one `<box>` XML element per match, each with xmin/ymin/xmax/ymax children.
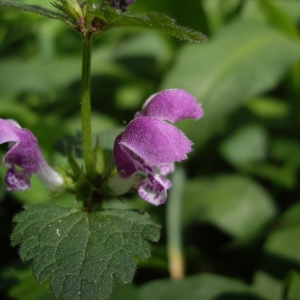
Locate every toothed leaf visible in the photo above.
<box><xmin>11</xmin><ymin>203</ymin><xmax>160</xmax><ymax>299</ymax></box>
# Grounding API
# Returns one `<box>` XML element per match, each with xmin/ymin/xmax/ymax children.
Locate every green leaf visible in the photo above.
<box><xmin>0</xmin><ymin>0</ymin><xmax>71</xmax><ymax>25</ymax></box>
<box><xmin>11</xmin><ymin>203</ymin><xmax>160</xmax><ymax>299</ymax></box>
<box><xmin>245</xmin><ymin>97</ymin><xmax>290</xmax><ymax>119</ymax></box>
<box><xmin>182</xmin><ymin>175</ymin><xmax>277</xmax><ymax>240</ymax></box>
<box><xmin>139</xmin><ymin>274</ymin><xmax>262</xmax><ymax>300</ymax></box>
<box><xmin>0</xmin><ymin>47</ymin><xmax>129</xmax><ymax>97</ymax></box>
<box><xmin>244</xmin><ymin>163</ymin><xmax>298</xmax><ymax>189</ymax></box>
<box><xmin>90</xmin><ymin>5</ymin><xmax>206</xmax><ymax>42</ymax></box>
<box><xmin>242</xmin><ymin>0</ymin><xmax>300</xmax><ymax>25</ymax></box>
<box><xmin>258</xmin><ymin>0</ymin><xmax>299</xmax><ymax>40</ymax></box>
<box><xmin>0</xmin><ymin>57</ymin><xmax>80</xmax><ymax>96</ymax></box>
<box><xmin>0</xmin><ymin>264</ymin><xmax>53</xmax><ymax>300</ymax></box>
<box><xmin>220</xmin><ymin>124</ymin><xmax>268</xmax><ymax>168</ymax></box>
<box><xmin>109</xmin><ymin>283</ymin><xmax>140</xmax><ymax>300</ymax></box>
<box><xmin>162</xmin><ymin>20</ymin><xmax>300</xmax><ymax>149</ymax></box>
<box><xmin>285</xmin><ymin>271</ymin><xmax>300</xmax><ymax>300</ymax></box>
<box><xmin>258</xmin><ymin>0</ymin><xmax>300</xmax><ymax>97</ymax></box>
<box><xmin>271</xmin><ymin>139</ymin><xmax>300</xmax><ymax>164</ymax></box>
<box><xmin>253</xmin><ymin>202</ymin><xmax>300</xmax><ymax>300</ymax></box>
<box><xmin>242</xmin><ymin>139</ymin><xmax>300</xmax><ymax>189</ymax></box>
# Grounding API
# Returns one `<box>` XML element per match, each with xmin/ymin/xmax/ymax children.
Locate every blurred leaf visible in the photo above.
<box><xmin>241</xmin><ymin>0</ymin><xmax>300</xmax><ymax>24</ymax></box>
<box><xmin>245</xmin><ymin>164</ymin><xmax>297</xmax><ymax>189</ymax></box>
<box><xmin>0</xmin><ymin>47</ymin><xmax>128</xmax><ymax>97</ymax></box>
<box><xmin>0</xmin><ymin>264</ymin><xmax>53</xmax><ymax>300</ymax></box>
<box><xmin>258</xmin><ymin>0</ymin><xmax>300</xmax><ymax>96</ymax></box>
<box><xmin>220</xmin><ymin>124</ymin><xmax>268</xmax><ymax>167</ymax></box>
<box><xmin>271</xmin><ymin>0</ymin><xmax>300</xmax><ymax>24</ymax></box>
<box><xmin>109</xmin><ymin>283</ymin><xmax>140</xmax><ymax>300</ymax></box>
<box><xmin>64</xmin><ymin>113</ymin><xmax>118</xmax><ymax>136</ymax></box>
<box><xmin>0</xmin><ymin>57</ymin><xmax>80</xmax><ymax>95</ymax></box>
<box><xmin>246</xmin><ymin>97</ymin><xmax>289</xmax><ymax>119</ymax></box>
<box><xmin>115</xmin><ymin>32</ymin><xmax>173</xmax><ymax>65</ymax></box>
<box><xmin>11</xmin><ymin>203</ymin><xmax>160</xmax><ymax>299</ymax></box>
<box><xmin>114</xmin><ymin>32</ymin><xmax>174</xmax><ymax>77</ymax></box>
<box><xmin>182</xmin><ymin>175</ymin><xmax>277</xmax><ymax>239</ymax></box>
<box><xmin>285</xmin><ymin>271</ymin><xmax>300</xmax><ymax>300</ymax></box>
<box><xmin>139</xmin><ymin>273</ymin><xmax>262</xmax><ymax>300</ymax></box>
<box><xmin>244</xmin><ymin>139</ymin><xmax>300</xmax><ymax>188</ymax></box>
<box><xmin>203</xmin><ymin>0</ymin><xmax>244</xmax><ymax>33</ymax></box>
<box><xmin>115</xmin><ymin>84</ymin><xmax>147</xmax><ymax>109</ymax></box>
<box><xmin>91</xmin><ymin>5</ymin><xmax>207</xmax><ymax>42</ymax></box>
<box><xmin>253</xmin><ymin>202</ymin><xmax>300</xmax><ymax>300</ymax></box>
<box><xmin>253</xmin><ymin>271</ymin><xmax>282</xmax><ymax>300</ymax></box>
<box><xmin>0</xmin><ymin>0</ymin><xmax>69</xmax><ymax>23</ymax></box>
<box><xmin>271</xmin><ymin>139</ymin><xmax>300</xmax><ymax>164</ymax></box>
<box><xmin>162</xmin><ymin>20</ymin><xmax>300</xmax><ymax>149</ymax></box>
<box><xmin>96</xmin><ymin>127</ymin><xmax>122</xmax><ymax>151</ymax></box>
<box><xmin>8</xmin><ymin>175</ymin><xmax>53</xmax><ymax>204</ymax></box>
<box><xmin>258</xmin><ymin>0</ymin><xmax>299</xmax><ymax>40</ymax></box>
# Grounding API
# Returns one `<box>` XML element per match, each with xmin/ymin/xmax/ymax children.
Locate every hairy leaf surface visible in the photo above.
<box><xmin>11</xmin><ymin>203</ymin><xmax>160</xmax><ymax>299</ymax></box>
<box><xmin>91</xmin><ymin>5</ymin><xmax>206</xmax><ymax>42</ymax></box>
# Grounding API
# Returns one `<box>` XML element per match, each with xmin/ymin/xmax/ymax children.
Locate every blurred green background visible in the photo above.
<box><xmin>0</xmin><ymin>0</ymin><xmax>300</xmax><ymax>299</ymax></box>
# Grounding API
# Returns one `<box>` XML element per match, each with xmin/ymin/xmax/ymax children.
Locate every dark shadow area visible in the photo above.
<box><xmin>115</xmin><ymin>56</ymin><xmax>160</xmax><ymax>79</ymax></box>
<box><xmin>259</xmin><ymin>250</ymin><xmax>300</xmax><ymax>280</ymax></box>
<box><xmin>184</xmin><ymin>223</ymin><xmax>265</xmax><ymax>281</ymax></box>
<box><xmin>215</xmin><ymin>292</ymin><xmax>263</xmax><ymax>300</ymax></box>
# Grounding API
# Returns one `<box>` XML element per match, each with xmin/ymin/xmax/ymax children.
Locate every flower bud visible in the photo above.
<box><xmin>106</xmin><ymin>0</ymin><xmax>136</xmax><ymax>12</ymax></box>
<box><xmin>55</xmin><ymin>0</ymin><xmax>84</xmax><ymax>24</ymax></box>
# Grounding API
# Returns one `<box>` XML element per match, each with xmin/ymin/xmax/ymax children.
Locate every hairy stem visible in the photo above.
<box><xmin>81</xmin><ymin>24</ymin><xmax>95</xmax><ymax>181</ymax></box>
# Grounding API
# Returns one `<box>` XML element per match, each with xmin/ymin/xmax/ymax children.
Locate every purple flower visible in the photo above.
<box><xmin>112</xmin><ymin>89</ymin><xmax>203</xmax><ymax>205</ymax></box>
<box><xmin>106</xmin><ymin>0</ymin><xmax>136</xmax><ymax>12</ymax></box>
<box><xmin>0</xmin><ymin>119</ymin><xmax>63</xmax><ymax>191</ymax></box>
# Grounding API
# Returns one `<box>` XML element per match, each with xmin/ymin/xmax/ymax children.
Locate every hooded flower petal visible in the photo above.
<box><xmin>119</xmin><ymin>118</ymin><xmax>193</xmax><ymax>167</ymax></box>
<box><xmin>112</xmin><ymin>89</ymin><xmax>203</xmax><ymax>205</ymax></box>
<box><xmin>113</xmin><ymin>133</ymin><xmax>139</xmax><ymax>178</ymax></box>
<box><xmin>0</xmin><ymin>119</ymin><xmax>63</xmax><ymax>191</ymax></box>
<box><xmin>135</xmin><ymin>89</ymin><xmax>203</xmax><ymax>123</ymax></box>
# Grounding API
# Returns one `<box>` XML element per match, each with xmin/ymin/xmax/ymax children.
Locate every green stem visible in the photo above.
<box><xmin>81</xmin><ymin>35</ymin><xmax>95</xmax><ymax>180</ymax></box>
<box><xmin>166</xmin><ymin>167</ymin><xmax>186</xmax><ymax>279</ymax></box>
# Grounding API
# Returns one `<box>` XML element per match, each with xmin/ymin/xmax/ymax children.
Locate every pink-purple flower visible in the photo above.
<box><xmin>0</xmin><ymin>119</ymin><xmax>63</xmax><ymax>191</ymax></box>
<box><xmin>112</xmin><ymin>89</ymin><xmax>203</xmax><ymax>205</ymax></box>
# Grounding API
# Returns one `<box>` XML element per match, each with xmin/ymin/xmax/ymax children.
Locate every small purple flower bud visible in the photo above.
<box><xmin>0</xmin><ymin>119</ymin><xmax>63</xmax><ymax>191</ymax></box>
<box><xmin>112</xmin><ymin>89</ymin><xmax>203</xmax><ymax>205</ymax></box>
<box><xmin>106</xmin><ymin>0</ymin><xmax>136</xmax><ymax>12</ymax></box>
